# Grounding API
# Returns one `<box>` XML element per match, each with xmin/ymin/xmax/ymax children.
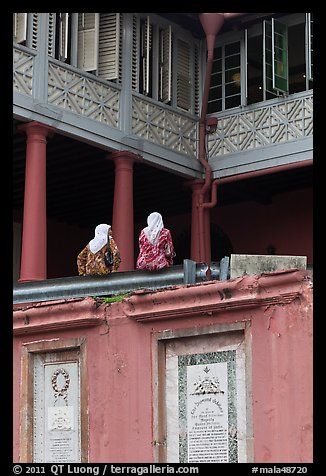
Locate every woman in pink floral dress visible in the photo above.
<box><xmin>136</xmin><ymin>212</ymin><xmax>175</xmax><ymax>271</ymax></box>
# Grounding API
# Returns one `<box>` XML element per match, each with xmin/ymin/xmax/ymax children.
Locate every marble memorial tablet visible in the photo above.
<box><xmin>165</xmin><ymin>334</ymin><xmax>248</xmax><ymax>463</ymax></box>
<box><xmin>33</xmin><ymin>355</ymin><xmax>81</xmax><ymax>463</ymax></box>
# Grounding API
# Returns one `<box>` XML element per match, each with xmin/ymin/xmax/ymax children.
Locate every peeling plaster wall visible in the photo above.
<box><xmin>250</xmin><ymin>283</ymin><xmax>313</xmax><ymax>462</ymax></box>
<box><xmin>13</xmin><ymin>270</ymin><xmax>313</xmax><ymax>463</ymax></box>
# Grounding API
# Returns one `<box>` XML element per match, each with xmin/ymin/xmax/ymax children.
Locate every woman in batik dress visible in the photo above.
<box><xmin>77</xmin><ymin>223</ymin><xmax>121</xmax><ymax>275</ymax></box>
<box><xmin>136</xmin><ymin>212</ymin><xmax>175</xmax><ymax>271</ymax></box>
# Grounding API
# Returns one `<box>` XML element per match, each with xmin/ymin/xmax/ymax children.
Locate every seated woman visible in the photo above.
<box><xmin>136</xmin><ymin>212</ymin><xmax>175</xmax><ymax>271</ymax></box>
<box><xmin>77</xmin><ymin>223</ymin><xmax>121</xmax><ymax>275</ymax></box>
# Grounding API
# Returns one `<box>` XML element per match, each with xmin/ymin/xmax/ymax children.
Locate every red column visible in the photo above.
<box><xmin>204</xmin><ymin>204</ymin><xmax>211</xmax><ymax>267</ymax></box>
<box><xmin>187</xmin><ymin>179</ymin><xmax>211</xmax><ymax>265</ymax></box>
<box><xmin>18</xmin><ymin>122</ymin><xmax>54</xmax><ymax>282</ymax></box>
<box><xmin>111</xmin><ymin>151</ymin><xmax>139</xmax><ymax>272</ymax></box>
<box><xmin>187</xmin><ymin>180</ymin><xmax>204</xmax><ymax>262</ymax></box>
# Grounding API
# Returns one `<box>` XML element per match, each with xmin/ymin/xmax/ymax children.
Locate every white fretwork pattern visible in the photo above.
<box><xmin>48</xmin><ymin>63</ymin><xmax>120</xmax><ymax>127</ymax></box>
<box><xmin>13</xmin><ymin>48</ymin><xmax>34</xmax><ymax>96</ymax></box>
<box><xmin>208</xmin><ymin>94</ymin><xmax>313</xmax><ymax>157</ymax></box>
<box><xmin>132</xmin><ymin>97</ymin><xmax>197</xmax><ymax>157</ymax></box>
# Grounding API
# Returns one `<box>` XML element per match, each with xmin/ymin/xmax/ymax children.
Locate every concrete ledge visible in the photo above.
<box><xmin>230</xmin><ymin>254</ymin><xmax>307</xmax><ymax>279</ymax></box>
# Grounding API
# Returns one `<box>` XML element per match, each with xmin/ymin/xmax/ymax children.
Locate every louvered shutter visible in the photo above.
<box><xmin>13</xmin><ymin>13</ymin><xmax>27</xmax><ymax>44</ymax></box>
<box><xmin>176</xmin><ymin>38</ymin><xmax>191</xmax><ymax>111</ymax></box>
<box><xmin>141</xmin><ymin>16</ymin><xmax>152</xmax><ymax>95</ymax></box>
<box><xmin>194</xmin><ymin>43</ymin><xmax>200</xmax><ymax>115</ymax></box>
<box><xmin>131</xmin><ymin>15</ymin><xmax>139</xmax><ymax>91</ymax></box>
<box><xmin>48</xmin><ymin>13</ymin><xmax>56</xmax><ymax>57</ymax></box>
<box><xmin>77</xmin><ymin>13</ymin><xmax>99</xmax><ymax>72</ymax></box>
<box><xmin>29</xmin><ymin>13</ymin><xmax>38</xmax><ymax>49</ymax></box>
<box><xmin>98</xmin><ymin>13</ymin><xmax>121</xmax><ymax>81</ymax></box>
<box><xmin>159</xmin><ymin>25</ymin><xmax>172</xmax><ymax>103</ymax></box>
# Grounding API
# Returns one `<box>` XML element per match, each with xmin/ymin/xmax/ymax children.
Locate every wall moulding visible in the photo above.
<box><xmin>19</xmin><ymin>337</ymin><xmax>89</xmax><ymax>463</ymax></box>
<box><xmin>122</xmin><ymin>269</ymin><xmax>311</xmax><ymax>323</ymax></box>
<box><xmin>13</xmin><ymin>297</ymin><xmax>105</xmax><ymax>336</ymax></box>
<box><xmin>151</xmin><ymin>322</ymin><xmax>254</xmax><ymax>463</ymax></box>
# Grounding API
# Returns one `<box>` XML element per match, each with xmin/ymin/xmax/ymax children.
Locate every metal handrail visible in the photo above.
<box><xmin>13</xmin><ymin>259</ymin><xmax>229</xmax><ymax>305</ymax></box>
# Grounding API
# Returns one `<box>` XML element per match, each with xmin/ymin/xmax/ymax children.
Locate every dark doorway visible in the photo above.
<box><xmin>173</xmin><ymin>223</ymin><xmax>233</xmax><ymax>264</ymax></box>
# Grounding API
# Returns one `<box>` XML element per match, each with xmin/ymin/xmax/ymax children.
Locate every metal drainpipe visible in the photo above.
<box><xmin>203</xmin><ymin>159</ymin><xmax>313</xmax><ymax>209</ymax></box>
<box><xmin>198</xmin><ymin>13</ymin><xmax>225</xmax><ymax>268</ymax></box>
<box><xmin>197</xmin><ymin>12</ymin><xmax>252</xmax><ymax>274</ymax></box>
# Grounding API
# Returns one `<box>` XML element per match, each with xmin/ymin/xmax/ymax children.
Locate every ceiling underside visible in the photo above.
<box><xmin>156</xmin><ymin>13</ymin><xmax>282</xmax><ymax>37</ymax></box>
<box><xmin>13</xmin><ymin>119</ymin><xmax>312</xmax><ymax>230</ymax></box>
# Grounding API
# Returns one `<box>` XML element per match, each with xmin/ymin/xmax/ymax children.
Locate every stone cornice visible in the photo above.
<box><xmin>122</xmin><ymin>269</ymin><xmax>312</xmax><ymax>323</ymax></box>
<box><xmin>13</xmin><ymin>297</ymin><xmax>104</xmax><ymax>335</ymax></box>
<box><xmin>12</xmin><ymin>270</ymin><xmax>312</xmax><ymax>333</ymax></box>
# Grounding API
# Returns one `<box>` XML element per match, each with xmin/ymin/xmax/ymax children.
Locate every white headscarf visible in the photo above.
<box><xmin>144</xmin><ymin>212</ymin><xmax>164</xmax><ymax>245</ymax></box>
<box><xmin>88</xmin><ymin>224</ymin><xmax>111</xmax><ymax>254</ymax></box>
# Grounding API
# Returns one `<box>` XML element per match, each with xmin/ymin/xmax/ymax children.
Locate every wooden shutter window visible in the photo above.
<box><xmin>29</xmin><ymin>13</ymin><xmax>39</xmax><ymax>50</ymax></box>
<box><xmin>13</xmin><ymin>13</ymin><xmax>27</xmax><ymax>44</ymax></box>
<box><xmin>59</xmin><ymin>13</ymin><xmax>69</xmax><ymax>62</ymax></box>
<box><xmin>159</xmin><ymin>25</ymin><xmax>172</xmax><ymax>103</ymax></box>
<box><xmin>98</xmin><ymin>13</ymin><xmax>121</xmax><ymax>82</ymax></box>
<box><xmin>48</xmin><ymin>13</ymin><xmax>56</xmax><ymax>57</ymax></box>
<box><xmin>194</xmin><ymin>43</ymin><xmax>200</xmax><ymax>115</ymax></box>
<box><xmin>176</xmin><ymin>38</ymin><xmax>191</xmax><ymax>111</ymax></box>
<box><xmin>77</xmin><ymin>13</ymin><xmax>99</xmax><ymax>72</ymax></box>
<box><xmin>141</xmin><ymin>16</ymin><xmax>152</xmax><ymax>95</ymax></box>
<box><xmin>131</xmin><ymin>15</ymin><xmax>139</xmax><ymax>91</ymax></box>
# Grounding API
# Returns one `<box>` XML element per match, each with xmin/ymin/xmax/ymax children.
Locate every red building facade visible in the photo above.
<box><xmin>13</xmin><ymin>12</ymin><xmax>313</xmax><ymax>464</ymax></box>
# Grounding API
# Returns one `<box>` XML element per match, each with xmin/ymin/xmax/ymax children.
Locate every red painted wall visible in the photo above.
<box><xmin>214</xmin><ymin>188</ymin><xmax>313</xmax><ymax>263</ymax></box>
<box><xmin>13</xmin><ymin>270</ymin><xmax>313</xmax><ymax>463</ymax></box>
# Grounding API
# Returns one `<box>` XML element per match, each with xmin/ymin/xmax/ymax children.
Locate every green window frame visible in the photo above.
<box><xmin>306</xmin><ymin>13</ymin><xmax>313</xmax><ymax>81</ymax></box>
<box><xmin>263</xmin><ymin>18</ymin><xmax>289</xmax><ymax>97</ymax></box>
<box><xmin>208</xmin><ymin>40</ymin><xmax>242</xmax><ymax>114</ymax></box>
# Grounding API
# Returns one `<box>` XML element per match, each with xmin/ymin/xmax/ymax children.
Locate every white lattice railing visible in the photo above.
<box><xmin>208</xmin><ymin>92</ymin><xmax>313</xmax><ymax>157</ymax></box>
<box><xmin>47</xmin><ymin>61</ymin><xmax>120</xmax><ymax>128</ymax></box>
<box><xmin>14</xmin><ymin>44</ymin><xmax>312</xmax><ymax>161</ymax></box>
<box><xmin>132</xmin><ymin>95</ymin><xmax>198</xmax><ymax>158</ymax></box>
<box><xmin>13</xmin><ymin>46</ymin><xmax>35</xmax><ymax>96</ymax></box>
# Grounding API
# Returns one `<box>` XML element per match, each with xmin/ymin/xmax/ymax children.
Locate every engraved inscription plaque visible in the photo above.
<box><xmin>187</xmin><ymin>362</ymin><xmax>229</xmax><ymax>462</ymax></box>
<box><xmin>164</xmin><ymin>331</ymin><xmax>248</xmax><ymax>463</ymax></box>
<box><xmin>33</xmin><ymin>353</ymin><xmax>81</xmax><ymax>463</ymax></box>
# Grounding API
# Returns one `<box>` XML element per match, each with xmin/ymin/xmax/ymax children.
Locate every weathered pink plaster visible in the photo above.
<box><xmin>13</xmin><ymin>269</ymin><xmax>313</xmax><ymax>463</ymax></box>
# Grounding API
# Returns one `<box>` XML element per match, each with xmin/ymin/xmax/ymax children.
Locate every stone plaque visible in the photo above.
<box><xmin>165</xmin><ymin>333</ymin><xmax>248</xmax><ymax>463</ymax></box>
<box><xmin>33</xmin><ymin>355</ymin><xmax>81</xmax><ymax>463</ymax></box>
<box><xmin>186</xmin><ymin>362</ymin><xmax>229</xmax><ymax>462</ymax></box>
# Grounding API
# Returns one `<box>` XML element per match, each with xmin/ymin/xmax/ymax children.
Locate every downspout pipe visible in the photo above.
<box><xmin>197</xmin><ymin>13</ymin><xmax>225</xmax><ymax>264</ymax></box>
<box><xmin>198</xmin><ymin>13</ymin><xmax>225</xmax><ymax>194</ymax></box>
<box><xmin>203</xmin><ymin>160</ymin><xmax>313</xmax><ymax>210</ymax></box>
<box><xmin>197</xmin><ymin>12</ymin><xmax>248</xmax><ymax>267</ymax></box>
